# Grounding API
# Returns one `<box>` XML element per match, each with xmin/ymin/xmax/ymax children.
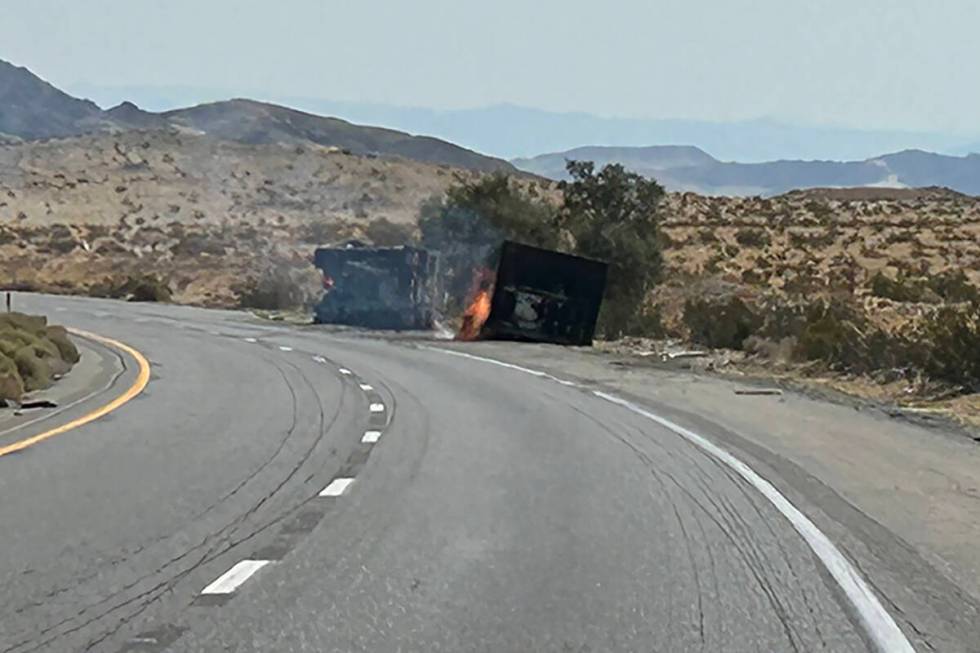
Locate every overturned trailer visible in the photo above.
<box><xmin>313</xmin><ymin>245</ymin><xmax>439</xmax><ymax>330</ymax></box>
<box><xmin>481</xmin><ymin>241</ymin><xmax>608</xmax><ymax>346</ymax></box>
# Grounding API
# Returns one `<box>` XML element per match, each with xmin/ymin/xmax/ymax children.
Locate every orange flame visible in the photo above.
<box><xmin>457</xmin><ymin>269</ymin><xmax>494</xmax><ymax>341</ymax></box>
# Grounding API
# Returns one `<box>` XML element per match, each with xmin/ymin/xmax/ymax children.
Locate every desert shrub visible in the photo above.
<box><xmin>0</xmin><ymin>312</ymin><xmax>47</xmax><ymax>335</ymax></box>
<box><xmin>755</xmin><ymin>299</ymin><xmax>809</xmax><ymax>341</ymax></box>
<box><xmin>788</xmin><ymin>229</ymin><xmax>838</xmax><ymax>249</ymax></box>
<box><xmin>804</xmin><ymin>200</ymin><xmax>835</xmax><ymax>222</ymax></box>
<box><xmin>364</xmin><ymin>217</ymin><xmax>415</xmax><ymax>246</ymax></box>
<box><xmin>623</xmin><ymin>305</ymin><xmax>668</xmax><ymax>339</ymax></box>
<box><xmin>46</xmin><ymin>325</ymin><xmax>80</xmax><ymax>364</ymax></box>
<box><xmin>735</xmin><ymin>228</ymin><xmax>771</xmax><ymax>248</ymax></box>
<box><xmin>790</xmin><ymin>299</ymin><xmax>905</xmax><ymax>373</ymax></box>
<box><xmin>698</xmin><ymin>228</ymin><xmax>718</xmax><ymax>243</ymax></box>
<box><xmin>793</xmin><ymin>301</ymin><xmax>862</xmax><ymax>368</ymax></box>
<box><xmin>86</xmin><ymin>275</ymin><xmax>171</xmax><ymax>302</ymax></box>
<box><xmin>117</xmin><ymin>275</ymin><xmax>172</xmax><ymax>302</ymax></box>
<box><xmin>13</xmin><ymin>345</ymin><xmax>53</xmax><ymax>391</ymax></box>
<box><xmin>907</xmin><ymin>304</ymin><xmax>980</xmax><ymax>389</ymax></box>
<box><xmin>0</xmin><ymin>352</ymin><xmax>24</xmax><ymax>401</ymax></box>
<box><xmin>927</xmin><ymin>269</ymin><xmax>980</xmax><ymax>303</ymax></box>
<box><xmin>740</xmin><ymin>268</ymin><xmax>767</xmax><ymax>285</ymax></box>
<box><xmin>683</xmin><ymin>293</ymin><xmax>760</xmax><ymax>350</ymax></box>
<box><xmin>48</xmin><ymin>233</ymin><xmax>78</xmax><ymax>254</ymax></box>
<box><xmin>0</xmin><ymin>327</ymin><xmax>59</xmax><ymax>362</ymax></box>
<box><xmin>869</xmin><ymin>271</ymin><xmax>927</xmax><ymax>302</ymax></box>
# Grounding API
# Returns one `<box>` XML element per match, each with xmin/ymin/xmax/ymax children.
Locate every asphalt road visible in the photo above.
<box><xmin>0</xmin><ymin>294</ymin><xmax>920</xmax><ymax>652</ymax></box>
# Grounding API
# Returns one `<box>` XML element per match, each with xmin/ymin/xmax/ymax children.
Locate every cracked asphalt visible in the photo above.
<box><xmin>0</xmin><ymin>294</ymin><xmax>959</xmax><ymax>652</ymax></box>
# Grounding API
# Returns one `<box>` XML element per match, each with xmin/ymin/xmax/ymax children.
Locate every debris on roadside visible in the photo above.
<box><xmin>662</xmin><ymin>350</ymin><xmax>708</xmax><ymax>361</ymax></box>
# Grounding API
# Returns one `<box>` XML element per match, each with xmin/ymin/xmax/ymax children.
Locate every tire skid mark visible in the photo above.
<box><xmin>5</xmin><ymin>349</ymin><xmax>347</xmax><ymax>653</ymax></box>
<box><xmin>562</xmin><ymin>395</ymin><xmax>812</xmax><ymax>652</ymax></box>
<box><xmin>99</xmin><ymin>344</ymin><xmax>394</xmax><ymax>652</ymax></box>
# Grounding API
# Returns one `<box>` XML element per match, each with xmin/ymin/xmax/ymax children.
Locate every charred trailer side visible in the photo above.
<box><xmin>313</xmin><ymin>245</ymin><xmax>439</xmax><ymax>330</ymax></box>
<box><xmin>481</xmin><ymin>241</ymin><xmax>608</xmax><ymax>346</ymax></box>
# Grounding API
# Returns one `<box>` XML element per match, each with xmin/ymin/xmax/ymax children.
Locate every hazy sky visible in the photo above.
<box><xmin>5</xmin><ymin>0</ymin><xmax>979</xmax><ymax>133</ymax></box>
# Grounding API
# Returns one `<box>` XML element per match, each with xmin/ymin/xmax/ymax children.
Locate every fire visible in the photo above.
<box><xmin>456</xmin><ymin>269</ymin><xmax>494</xmax><ymax>341</ymax></box>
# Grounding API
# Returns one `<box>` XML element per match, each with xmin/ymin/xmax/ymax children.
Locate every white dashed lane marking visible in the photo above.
<box><xmin>200</xmin><ymin>560</ymin><xmax>271</xmax><ymax>595</ymax></box>
<box><xmin>369</xmin><ymin>403</ymin><xmax>385</xmax><ymax>413</ymax></box>
<box><xmin>319</xmin><ymin>477</ymin><xmax>356</xmax><ymax>497</ymax></box>
<box><xmin>312</xmin><ymin>355</ymin><xmax>327</xmax><ymax>364</ymax></box>
<box><xmin>359</xmin><ymin>383</ymin><xmax>373</xmax><ymax>391</ymax></box>
<box><xmin>362</xmin><ymin>430</ymin><xmax>382</xmax><ymax>444</ymax></box>
<box><xmin>338</xmin><ymin>368</ymin><xmax>352</xmax><ymax>375</ymax></box>
<box><xmin>278</xmin><ymin>345</ymin><xmax>293</xmax><ymax>352</ymax></box>
<box><xmin>244</xmin><ymin>337</ymin><xmax>257</xmax><ymax>343</ymax></box>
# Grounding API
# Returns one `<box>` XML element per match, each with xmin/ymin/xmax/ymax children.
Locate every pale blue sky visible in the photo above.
<box><xmin>5</xmin><ymin>0</ymin><xmax>979</xmax><ymax>133</ymax></box>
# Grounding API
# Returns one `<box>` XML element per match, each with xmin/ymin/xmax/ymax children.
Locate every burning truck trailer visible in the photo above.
<box><xmin>465</xmin><ymin>241</ymin><xmax>608</xmax><ymax>346</ymax></box>
<box><xmin>313</xmin><ymin>245</ymin><xmax>440</xmax><ymax>330</ymax></box>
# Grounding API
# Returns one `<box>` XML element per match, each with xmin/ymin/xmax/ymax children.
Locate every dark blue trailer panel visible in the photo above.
<box><xmin>313</xmin><ymin>245</ymin><xmax>438</xmax><ymax>330</ymax></box>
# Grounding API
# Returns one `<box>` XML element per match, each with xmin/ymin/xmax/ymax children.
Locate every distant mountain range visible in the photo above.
<box><xmin>69</xmin><ymin>82</ymin><xmax>980</xmax><ymax>162</ymax></box>
<box><xmin>513</xmin><ymin>145</ymin><xmax>980</xmax><ymax>197</ymax></box>
<box><xmin>5</xmin><ymin>60</ymin><xmax>980</xmax><ymax>196</ymax></box>
<box><xmin>0</xmin><ymin>60</ymin><xmax>514</xmax><ymax>173</ymax></box>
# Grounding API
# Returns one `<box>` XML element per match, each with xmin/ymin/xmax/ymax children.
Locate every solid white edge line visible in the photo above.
<box><xmin>319</xmin><ymin>477</ymin><xmax>356</xmax><ymax>497</ymax></box>
<box><xmin>369</xmin><ymin>403</ymin><xmax>385</xmax><ymax>413</ymax></box>
<box><xmin>359</xmin><ymin>383</ymin><xmax>374</xmax><ymax>391</ymax></box>
<box><xmin>200</xmin><ymin>559</ymin><xmax>271</xmax><ymax>595</ymax></box>
<box><xmin>423</xmin><ymin>346</ymin><xmax>915</xmax><ymax>653</ymax></box>
<box><xmin>362</xmin><ymin>430</ymin><xmax>382</xmax><ymax>443</ymax></box>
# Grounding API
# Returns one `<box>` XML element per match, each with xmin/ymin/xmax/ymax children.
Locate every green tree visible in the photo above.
<box><xmin>557</xmin><ymin>160</ymin><xmax>665</xmax><ymax>336</ymax></box>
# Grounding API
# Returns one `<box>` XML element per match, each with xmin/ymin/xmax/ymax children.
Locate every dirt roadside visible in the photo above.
<box><xmin>439</xmin><ymin>339</ymin><xmax>980</xmax><ymax>651</ymax></box>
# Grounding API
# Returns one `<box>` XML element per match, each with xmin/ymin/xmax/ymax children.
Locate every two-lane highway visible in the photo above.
<box><xmin>0</xmin><ymin>295</ymin><xmax>918</xmax><ymax>652</ymax></box>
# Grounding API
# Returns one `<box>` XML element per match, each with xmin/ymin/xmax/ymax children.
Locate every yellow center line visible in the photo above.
<box><xmin>0</xmin><ymin>327</ymin><xmax>151</xmax><ymax>457</ymax></box>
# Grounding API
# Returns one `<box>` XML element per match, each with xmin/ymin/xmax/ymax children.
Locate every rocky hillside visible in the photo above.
<box><xmin>0</xmin><ymin>60</ymin><xmax>110</xmax><ymax>139</ymax></box>
<box><xmin>657</xmin><ymin>187</ymin><xmax>980</xmax><ymax>294</ymax></box>
<box><xmin>515</xmin><ymin>145</ymin><xmax>980</xmax><ymax>197</ymax></box>
<box><xmin>159</xmin><ymin>100</ymin><xmax>514</xmax><ymax>172</ymax></box>
<box><xmin>3</xmin><ymin>125</ymin><xmax>977</xmax><ymax>315</ymax></box>
<box><xmin>0</xmin><ymin>59</ymin><xmax>514</xmax><ymax>173</ymax></box>
<box><xmin>0</xmin><ymin>129</ymin><xmax>527</xmax><ymax>305</ymax></box>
